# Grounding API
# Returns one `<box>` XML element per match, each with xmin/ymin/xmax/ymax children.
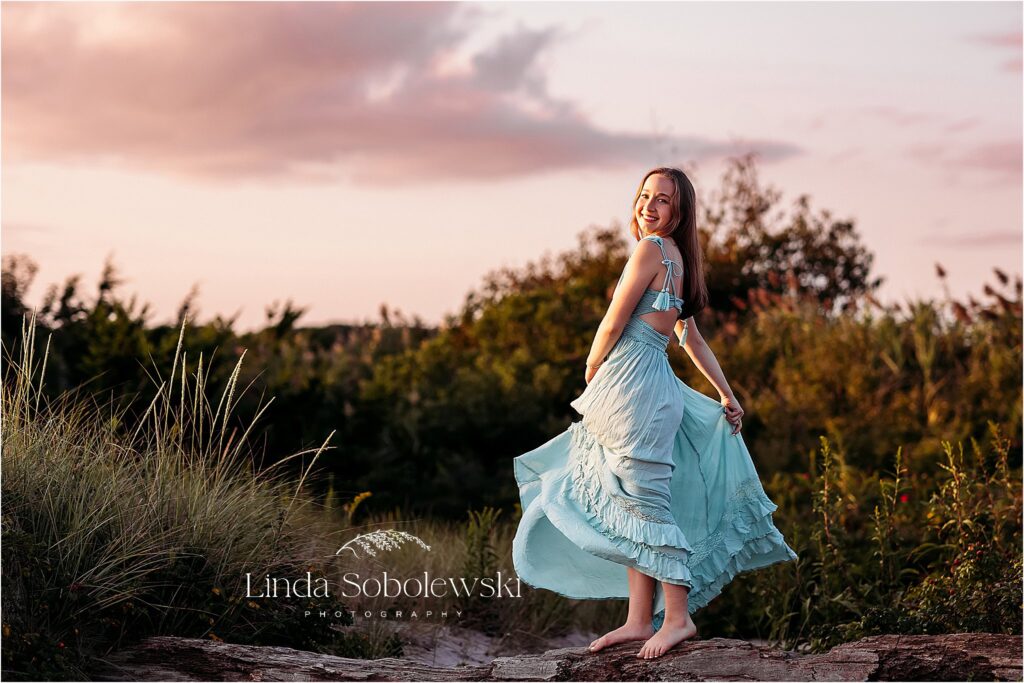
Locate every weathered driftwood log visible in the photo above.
<box><xmin>91</xmin><ymin>632</ymin><xmax>1021</xmax><ymax>682</ymax></box>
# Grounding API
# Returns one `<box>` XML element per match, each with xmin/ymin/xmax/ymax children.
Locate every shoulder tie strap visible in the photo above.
<box><xmin>643</xmin><ymin>235</ymin><xmax>682</xmax><ymax>311</ymax></box>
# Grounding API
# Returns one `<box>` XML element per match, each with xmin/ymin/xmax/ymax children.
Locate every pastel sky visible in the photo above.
<box><xmin>2</xmin><ymin>1</ymin><xmax>1021</xmax><ymax>333</ymax></box>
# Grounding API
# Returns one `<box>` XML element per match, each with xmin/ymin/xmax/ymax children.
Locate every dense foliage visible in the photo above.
<box><xmin>2</xmin><ymin>155</ymin><xmax>1019</xmax><ymax>677</ymax></box>
<box><xmin>4</xmin><ymin>156</ymin><xmax>1016</xmax><ymax>517</ymax></box>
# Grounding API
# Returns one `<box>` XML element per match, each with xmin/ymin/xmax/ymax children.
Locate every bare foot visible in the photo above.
<box><xmin>636</xmin><ymin>615</ymin><xmax>698</xmax><ymax>659</ymax></box>
<box><xmin>587</xmin><ymin>622</ymin><xmax>655</xmax><ymax>652</ymax></box>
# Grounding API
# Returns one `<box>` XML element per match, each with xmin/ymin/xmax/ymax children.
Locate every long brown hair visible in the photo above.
<box><xmin>628</xmin><ymin>166</ymin><xmax>708</xmax><ymax>319</ymax></box>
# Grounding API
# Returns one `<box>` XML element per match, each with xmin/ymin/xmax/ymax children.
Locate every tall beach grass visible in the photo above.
<box><xmin>1</xmin><ymin>312</ymin><xmax>387</xmax><ymax>680</ymax></box>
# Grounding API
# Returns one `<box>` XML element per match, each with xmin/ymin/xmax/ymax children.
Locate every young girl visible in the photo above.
<box><xmin>512</xmin><ymin>166</ymin><xmax>798</xmax><ymax>660</ymax></box>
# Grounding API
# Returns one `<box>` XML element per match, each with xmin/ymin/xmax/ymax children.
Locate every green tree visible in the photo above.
<box><xmin>700</xmin><ymin>153</ymin><xmax>882</xmax><ymax>317</ymax></box>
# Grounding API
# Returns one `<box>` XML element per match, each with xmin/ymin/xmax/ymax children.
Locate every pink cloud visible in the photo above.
<box><xmin>905</xmin><ymin>139</ymin><xmax>1022</xmax><ymax>183</ymax></box>
<box><xmin>967</xmin><ymin>29</ymin><xmax>1023</xmax><ymax>48</ymax></box>
<box><xmin>943</xmin><ymin>117</ymin><xmax>981</xmax><ymax>134</ymax></box>
<box><xmin>956</xmin><ymin>140</ymin><xmax>1023</xmax><ymax>175</ymax></box>
<box><xmin>1</xmin><ymin>2</ymin><xmax>801</xmax><ymax>185</ymax></box>
<box><xmin>861</xmin><ymin>105</ymin><xmax>935</xmax><ymax>127</ymax></box>
<box><xmin>826</xmin><ymin>147</ymin><xmax>864</xmax><ymax>164</ymax></box>
<box><xmin>2</xmin><ymin>221</ymin><xmax>54</xmax><ymax>235</ymax></box>
<box><xmin>965</xmin><ymin>30</ymin><xmax>1023</xmax><ymax>72</ymax></box>
<box><xmin>922</xmin><ymin>230</ymin><xmax>1022</xmax><ymax>247</ymax></box>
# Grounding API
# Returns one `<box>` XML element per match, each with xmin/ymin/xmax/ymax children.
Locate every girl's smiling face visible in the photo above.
<box><xmin>635</xmin><ymin>174</ymin><xmax>675</xmax><ymax>234</ymax></box>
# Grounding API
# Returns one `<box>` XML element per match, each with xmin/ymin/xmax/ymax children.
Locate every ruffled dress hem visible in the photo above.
<box><xmin>565</xmin><ymin>420</ymin><xmax>695</xmax><ymax>588</ymax></box>
<box><xmin>512</xmin><ymin>414</ymin><xmax>799</xmax><ymax>623</ymax></box>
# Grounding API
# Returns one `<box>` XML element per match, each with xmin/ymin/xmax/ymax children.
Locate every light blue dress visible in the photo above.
<box><xmin>512</xmin><ymin>235</ymin><xmax>798</xmax><ymax>630</ymax></box>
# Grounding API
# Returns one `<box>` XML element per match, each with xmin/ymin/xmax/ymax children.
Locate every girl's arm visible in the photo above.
<box><xmin>676</xmin><ymin>317</ymin><xmax>736</xmax><ymax>400</ymax></box>
<box><xmin>585</xmin><ymin>240</ymin><xmax>662</xmax><ymax>368</ymax></box>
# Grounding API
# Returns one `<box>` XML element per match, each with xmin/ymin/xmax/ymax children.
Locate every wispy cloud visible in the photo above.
<box><xmin>825</xmin><ymin>146</ymin><xmax>864</xmax><ymax>164</ymax></box>
<box><xmin>812</xmin><ymin>107</ymin><xmax>980</xmax><ymax>137</ymax></box>
<box><xmin>0</xmin><ymin>2</ymin><xmax>801</xmax><ymax>185</ymax></box>
<box><xmin>905</xmin><ymin>139</ymin><xmax>1022</xmax><ymax>180</ymax></box>
<box><xmin>921</xmin><ymin>230</ymin><xmax>1022</xmax><ymax>247</ymax></box>
<box><xmin>2</xmin><ymin>221</ymin><xmax>55</xmax><ymax>235</ymax></box>
<box><xmin>861</xmin><ymin>105</ymin><xmax>935</xmax><ymax>127</ymax></box>
<box><xmin>956</xmin><ymin>140</ymin><xmax>1023</xmax><ymax>175</ymax></box>
<box><xmin>965</xmin><ymin>29</ymin><xmax>1023</xmax><ymax>72</ymax></box>
<box><xmin>942</xmin><ymin>117</ymin><xmax>981</xmax><ymax>134</ymax></box>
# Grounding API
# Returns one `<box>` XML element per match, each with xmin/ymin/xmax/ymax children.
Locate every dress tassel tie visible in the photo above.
<box><xmin>652</xmin><ymin>288</ymin><xmax>672</xmax><ymax>311</ymax></box>
<box><xmin>651</xmin><ymin>257</ymin><xmax>681</xmax><ymax>311</ymax></box>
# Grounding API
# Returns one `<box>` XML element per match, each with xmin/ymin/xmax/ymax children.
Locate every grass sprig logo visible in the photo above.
<box><xmin>336</xmin><ymin>530</ymin><xmax>431</xmax><ymax>558</ymax></box>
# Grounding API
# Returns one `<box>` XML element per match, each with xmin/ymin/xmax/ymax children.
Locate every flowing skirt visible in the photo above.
<box><xmin>511</xmin><ymin>317</ymin><xmax>798</xmax><ymax>628</ymax></box>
